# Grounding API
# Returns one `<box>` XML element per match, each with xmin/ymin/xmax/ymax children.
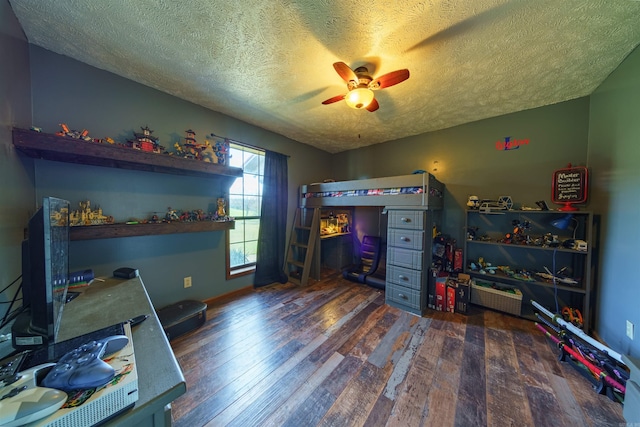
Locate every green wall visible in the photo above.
<box><xmin>332</xmin><ymin>98</ymin><xmax>591</xmax><ymax>244</ymax></box>
<box><xmin>11</xmin><ymin>43</ymin><xmax>332</xmax><ymax>309</ymax></box>
<box><xmin>0</xmin><ymin>0</ymin><xmax>35</xmax><ymax>319</ymax></box>
<box><xmin>588</xmin><ymin>44</ymin><xmax>640</xmax><ymax>357</ymax></box>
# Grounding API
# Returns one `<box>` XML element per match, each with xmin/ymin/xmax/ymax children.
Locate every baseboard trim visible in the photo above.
<box><xmin>203</xmin><ymin>285</ymin><xmax>254</xmax><ymax>307</ymax></box>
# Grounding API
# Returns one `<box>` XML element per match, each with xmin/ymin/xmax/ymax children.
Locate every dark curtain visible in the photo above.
<box><xmin>254</xmin><ymin>150</ymin><xmax>289</xmax><ymax>287</ymax></box>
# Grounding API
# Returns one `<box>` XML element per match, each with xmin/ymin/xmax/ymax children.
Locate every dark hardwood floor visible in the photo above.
<box><xmin>169</xmin><ymin>272</ymin><xmax>625</xmax><ymax>427</ymax></box>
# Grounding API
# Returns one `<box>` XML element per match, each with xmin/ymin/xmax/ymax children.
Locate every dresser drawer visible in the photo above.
<box><xmin>387</xmin><ymin>210</ymin><xmax>425</xmax><ymax>230</ymax></box>
<box><xmin>388</xmin><ymin>229</ymin><xmax>424</xmax><ymax>250</ymax></box>
<box><xmin>387</xmin><ymin>265</ymin><xmax>422</xmax><ymax>290</ymax></box>
<box><xmin>386</xmin><ymin>283</ymin><xmax>421</xmax><ymax>309</ymax></box>
<box><xmin>387</xmin><ymin>247</ymin><xmax>424</xmax><ymax>270</ymax></box>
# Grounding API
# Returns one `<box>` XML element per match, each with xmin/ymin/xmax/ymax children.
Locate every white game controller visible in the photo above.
<box><xmin>0</xmin><ymin>363</ymin><xmax>67</xmax><ymax>427</ymax></box>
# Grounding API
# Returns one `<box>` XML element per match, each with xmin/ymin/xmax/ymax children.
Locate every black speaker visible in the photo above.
<box><xmin>113</xmin><ymin>267</ymin><xmax>139</xmax><ymax>279</ymax></box>
<box><xmin>157</xmin><ymin>300</ymin><xmax>207</xmax><ymax>341</ymax></box>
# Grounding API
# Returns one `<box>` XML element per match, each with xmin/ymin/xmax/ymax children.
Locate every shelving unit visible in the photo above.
<box><xmin>12</xmin><ymin>128</ymin><xmax>243</xmax><ymax>179</ymax></box>
<box><xmin>13</xmin><ymin>128</ymin><xmax>242</xmax><ymax>240</ymax></box>
<box><xmin>69</xmin><ymin>221</ymin><xmax>234</xmax><ymax>241</ymax></box>
<box><xmin>464</xmin><ymin>209</ymin><xmax>597</xmax><ymax>331</ymax></box>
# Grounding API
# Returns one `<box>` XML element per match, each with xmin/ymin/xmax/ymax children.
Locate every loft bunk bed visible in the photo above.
<box><xmin>294</xmin><ymin>173</ymin><xmax>444</xmax><ymax>290</ymax></box>
<box><xmin>300</xmin><ymin>173</ymin><xmax>444</xmax><ymax>209</ymax></box>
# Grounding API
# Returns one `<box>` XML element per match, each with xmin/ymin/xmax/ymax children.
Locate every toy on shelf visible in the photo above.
<box><xmin>502</xmin><ymin>219</ymin><xmax>531</xmax><ymax>244</ymax></box>
<box><xmin>467</xmin><ymin>195</ymin><xmax>480</xmax><ymax>209</ymax></box>
<box><xmin>53</xmin><ymin>123</ymin><xmax>116</xmax><ymax>144</ymax></box>
<box><xmin>69</xmin><ymin>200</ymin><xmax>114</xmax><ymax>226</ymax></box>
<box><xmin>216</xmin><ymin>198</ymin><xmax>226</xmax><ymax>218</ymax></box>
<box><xmin>179</xmin><ymin>209</ymin><xmax>206</xmax><ymax>222</ymax></box>
<box><xmin>469</xmin><ymin>256</ymin><xmax>579</xmax><ymax>285</ymax></box>
<box><xmin>181</xmin><ymin>129</ymin><xmax>208</xmax><ymax>160</ymax></box>
<box><xmin>56</xmin><ymin>123</ymin><xmax>92</xmax><ymax>141</ymax></box>
<box><xmin>165</xmin><ymin>207</ymin><xmax>181</xmax><ymax>222</ymax></box>
<box><xmin>478</xmin><ymin>196</ymin><xmax>512</xmax><ymax>213</ymax></box>
<box><xmin>213</xmin><ymin>198</ymin><xmax>233</xmax><ymax>221</ymax></box>
<box><xmin>128</xmin><ymin>126</ymin><xmax>164</xmax><ymax>153</ymax></box>
<box><xmin>160</xmin><ymin>204</ymin><xmax>232</xmax><ymax>223</ymax></box>
<box><xmin>208</xmin><ymin>133</ymin><xmax>230</xmax><ymax>165</ymax></box>
<box><xmin>535</xmin><ymin>266</ymin><xmax>579</xmax><ymax>286</ymax></box>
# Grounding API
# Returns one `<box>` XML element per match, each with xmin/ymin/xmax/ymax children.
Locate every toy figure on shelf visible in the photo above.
<box><xmin>215</xmin><ymin>198</ymin><xmax>226</xmax><ymax>219</ymax></box>
<box><xmin>128</xmin><ymin>126</ymin><xmax>165</xmax><ymax>153</ymax></box>
<box><xmin>200</xmin><ymin>140</ymin><xmax>216</xmax><ymax>163</ymax></box>
<box><xmin>467</xmin><ymin>195</ymin><xmax>480</xmax><ymax>209</ymax></box>
<box><xmin>69</xmin><ymin>200</ymin><xmax>114</xmax><ymax>226</ymax></box>
<box><xmin>56</xmin><ymin>123</ymin><xmax>92</xmax><ymax>141</ymax></box>
<box><xmin>92</xmin><ymin>136</ymin><xmax>115</xmax><ymax>144</ymax></box>
<box><xmin>50</xmin><ymin>206</ymin><xmax>70</xmax><ymax>226</ymax></box>
<box><xmin>165</xmin><ymin>207</ymin><xmax>180</xmax><ymax>222</ymax></box>
<box><xmin>209</xmin><ymin>133</ymin><xmax>230</xmax><ymax>165</ymax></box>
<box><xmin>181</xmin><ymin>129</ymin><xmax>208</xmax><ymax>160</ymax></box>
<box><xmin>503</xmin><ymin>219</ymin><xmax>531</xmax><ymax>244</ymax></box>
<box><xmin>213</xmin><ymin>198</ymin><xmax>233</xmax><ymax>221</ymax></box>
<box><xmin>194</xmin><ymin>209</ymin><xmax>207</xmax><ymax>221</ymax></box>
<box><xmin>173</xmin><ymin>142</ymin><xmax>184</xmax><ymax>157</ymax></box>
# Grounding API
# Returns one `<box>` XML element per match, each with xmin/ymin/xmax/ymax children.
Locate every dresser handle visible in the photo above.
<box><xmin>401</xmin><ymin>217</ymin><xmax>410</xmax><ymax>223</ymax></box>
<box><xmin>398</xmin><ymin>275</ymin><xmax>407</xmax><ymax>281</ymax></box>
<box><xmin>398</xmin><ymin>293</ymin><xmax>407</xmax><ymax>299</ymax></box>
<box><xmin>400</xmin><ymin>236</ymin><xmax>409</xmax><ymax>242</ymax></box>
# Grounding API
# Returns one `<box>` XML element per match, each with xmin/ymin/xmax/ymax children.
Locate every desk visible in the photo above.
<box><xmin>320</xmin><ymin>233</ymin><xmax>353</xmax><ymax>271</ymax></box>
<box><xmin>58</xmin><ymin>276</ymin><xmax>186</xmax><ymax>427</ymax></box>
<box><xmin>623</xmin><ymin>354</ymin><xmax>640</xmax><ymax>423</ymax></box>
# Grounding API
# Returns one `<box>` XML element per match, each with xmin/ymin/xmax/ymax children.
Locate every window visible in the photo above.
<box><xmin>226</xmin><ymin>143</ymin><xmax>265</xmax><ymax>278</ymax></box>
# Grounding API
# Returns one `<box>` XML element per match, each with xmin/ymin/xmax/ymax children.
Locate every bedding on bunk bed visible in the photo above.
<box><xmin>299</xmin><ymin>173</ymin><xmax>444</xmax><ymax>208</ymax></box>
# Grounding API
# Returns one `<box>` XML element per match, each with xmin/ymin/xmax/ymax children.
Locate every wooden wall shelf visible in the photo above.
<box><xmin>12</xmin><ymin>128</ymin><xmax>243</xmax><ymax>179</ymax></box>
<box><xmin>13</xmin><ymin>128</ymin><xmax>242</xmax><ymax>240</ymax></box>
<box><xmin>70</xmin><ymin>221</ymin><xmax>235</xmax><ymax>241</ymax></box>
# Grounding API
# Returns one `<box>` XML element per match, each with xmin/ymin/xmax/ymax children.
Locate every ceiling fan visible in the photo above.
<box><xmin>321</xmin><ymin>62</ymin><xmax>410</xmax><ymax>112</ymax></box>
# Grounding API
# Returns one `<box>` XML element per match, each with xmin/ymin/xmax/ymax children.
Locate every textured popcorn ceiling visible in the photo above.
<box><xmin>9</xmin><ymin>0</ymin><xmax>640</xmax><ymax>153</ymax></box>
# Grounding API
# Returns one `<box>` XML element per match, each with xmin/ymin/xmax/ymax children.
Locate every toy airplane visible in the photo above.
<box><xmin>536</xmin><ymin>266</ymin><xmax>578</xmax><ymax>286</ymax></box>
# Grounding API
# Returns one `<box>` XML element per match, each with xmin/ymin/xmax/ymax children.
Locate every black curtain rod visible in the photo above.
<box><xmin>211</xmin><ymin>133</ymin><xmax>290</xmax><ymax>158</ymax></box>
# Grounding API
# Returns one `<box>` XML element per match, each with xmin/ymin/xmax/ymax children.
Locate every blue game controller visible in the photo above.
<box><xmin>41</xmin><ymin>335</ymin><xmax>129</xmax><ymax>392</ymax></box>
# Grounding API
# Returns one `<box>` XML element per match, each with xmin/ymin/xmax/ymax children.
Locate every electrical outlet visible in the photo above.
<box><xmin>627</xmin><ymin>320</ymin><xmax>634</xmax><ymax>340</ymax></box>
<box><xmin>183</xmin><ymin>276</ymin><xmax>192</xmax><ymax>288</ymax></box>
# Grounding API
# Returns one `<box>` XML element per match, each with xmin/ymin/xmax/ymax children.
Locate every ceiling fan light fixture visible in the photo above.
<box><xmin>345</xmin><ymin>88</ymin><xmax>374</xmax><ymax>109</ymax></box>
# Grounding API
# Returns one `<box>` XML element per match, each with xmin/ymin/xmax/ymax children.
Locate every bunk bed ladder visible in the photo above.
<box><xmin>285</xmin><ymin>207</ymin><xmax>320</xmax><ymax>286</ymax></box>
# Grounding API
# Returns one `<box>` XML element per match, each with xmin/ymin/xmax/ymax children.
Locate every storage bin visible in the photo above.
<box><xmin>471</xmin><ymin>282</ymin><xmax>522</xmax><ymax>316</ymax></box>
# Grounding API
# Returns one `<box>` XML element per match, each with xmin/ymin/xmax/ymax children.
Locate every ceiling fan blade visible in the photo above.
<box><xmin>322</xmin><ymin>94</ymin><xmax>346</xmax><ymax>105</ymax></box>
<box><xmin>333</xmin><ymin>62</ymin><xmax>358</xmax><ymax>84</ymax></box>
<box><xmin>366</xmin><ymin>98</ymin><xmax>379</xmax><ymax>112</ymax></box>
<box><xmin>369</xmin><ymin>69</ymin><xmax>410</xmax><ymax>90</ymax></box>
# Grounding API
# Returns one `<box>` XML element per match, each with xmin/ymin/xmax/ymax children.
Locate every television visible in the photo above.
<box><xmin>11</xmin><ymin>197</ymin><xmax>71</xmax><ymax>350</ymax></box>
